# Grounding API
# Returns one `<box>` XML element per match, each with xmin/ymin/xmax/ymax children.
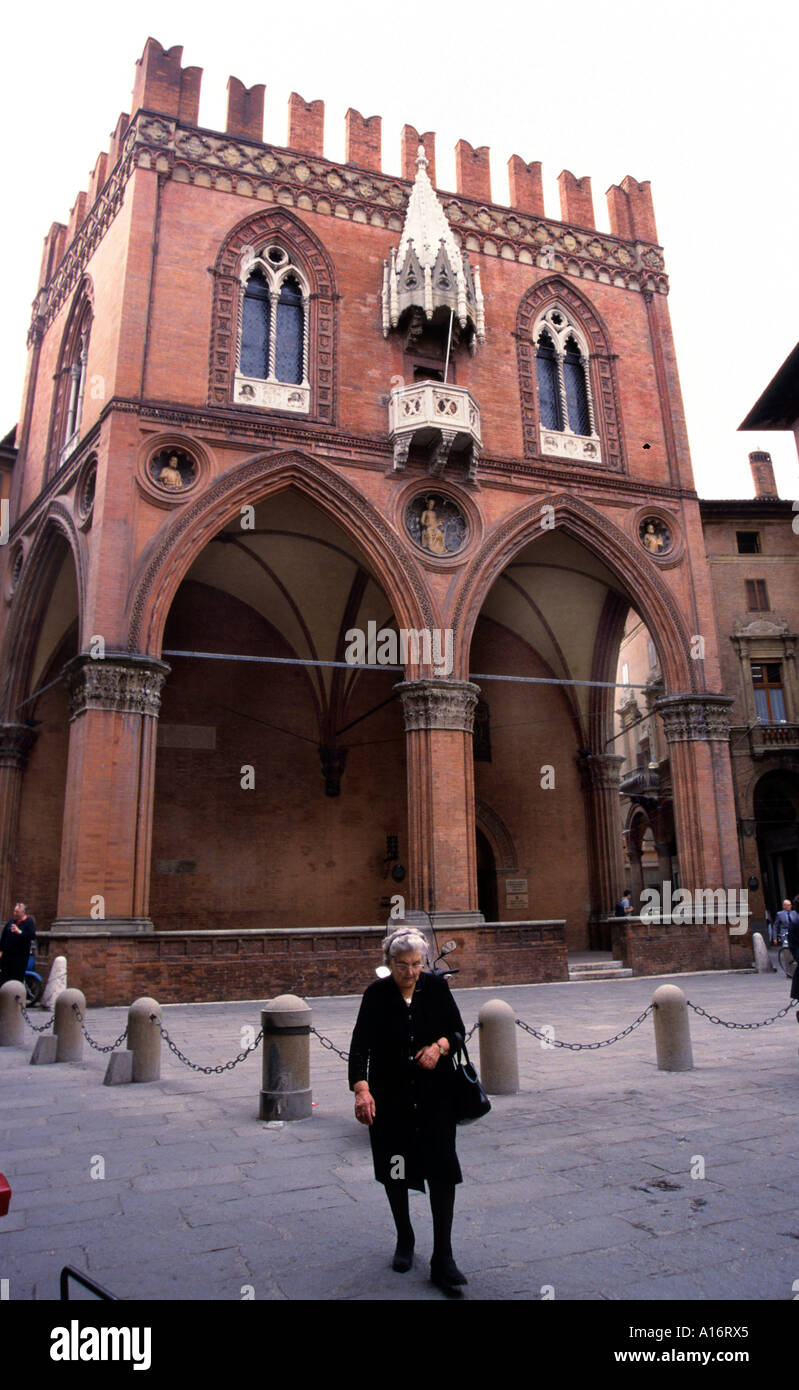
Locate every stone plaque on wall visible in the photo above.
<box><xmin>505</xmin><ymin>877</ymin><xmax>529</xmax><ymax>908</ymax></box>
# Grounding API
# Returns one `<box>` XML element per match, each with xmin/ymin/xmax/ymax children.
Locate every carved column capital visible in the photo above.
<box><xmin>63</xmin><ymin>653</ymin><xmax>171</xmax><ymax>721</ymax></box>
<box><xmin>578</xmin><ymin>751</ymin><xmax>625</xmax><ymax>791</ymax></box>
<box><xmin>395</xmin><ymin>679</ymin><xmax>481</xmax><ymax>733</ymax></box>
<box><xmin>654</xmin><ymin>693</ymin><xmax>734</xmax><ymax>743</ymax></box>
<box><xmin>0</xmin><ymin>722</ymin><xmax>38</xmax><ymax>769</ymax></box>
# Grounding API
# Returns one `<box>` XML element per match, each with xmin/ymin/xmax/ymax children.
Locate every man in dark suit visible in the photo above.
<box><xmin>0</xmin><ymin>902</ymin><xmax>36</xmax><ymax>985</ymax></box>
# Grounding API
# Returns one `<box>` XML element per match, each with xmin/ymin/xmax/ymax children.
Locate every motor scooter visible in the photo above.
<box><xmin>25</xmin><ymin>949</ymin><xmax>43</xmax><ymax>1006</ymax></box>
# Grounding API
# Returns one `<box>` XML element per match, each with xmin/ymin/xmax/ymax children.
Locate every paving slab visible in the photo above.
<box><xmin>2</xmin><ymin>968</ymin><xmax>798</xmax><ymax>1303</ymax></box>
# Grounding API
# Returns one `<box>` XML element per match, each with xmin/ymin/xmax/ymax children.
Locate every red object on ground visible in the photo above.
<box><xmin>0</xmin><ymin>1173</ymin><xmax>11</xmax><ymax>1216</ymax></box>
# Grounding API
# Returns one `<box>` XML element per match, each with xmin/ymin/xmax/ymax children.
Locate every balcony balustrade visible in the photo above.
<box><xmin>388</xmin><ymin>381</ymin><xmax>482</xmax><ymax>481</ymax></box>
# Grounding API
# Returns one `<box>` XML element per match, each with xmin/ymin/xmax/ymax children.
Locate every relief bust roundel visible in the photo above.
<box><xmin>406</xmin><ymin>494</ymin><xmax>467</xmax><ymax>557</ymax></box>
<box><xmin>150</xmin><ymin>448</ymin><xmax>197</xmax><ymax>493</ymax></box>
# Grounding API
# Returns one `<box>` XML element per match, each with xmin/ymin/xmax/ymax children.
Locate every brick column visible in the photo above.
<box><xmin>655</xmin><ymin>694</ymin><xmax>740</xmax><ymax>890</ymax></box>
<box><xmin>395</xmin><ymin>679</ymin><xmax>482</xmax><ymax>925</ymax></box>
<box><xmin>53</xmin><ymin>653</ymin><xmax>170</xmax><ymax>932</ymax></box>
<box><xmin>0</xmin><ymin>724</ymin><xmax>38</xmax><ymax>915</ymax></box>
<box><xmin>580</xmin><ymin>753</ymin><xmax>626</xmax><ymax>937</ymax></box>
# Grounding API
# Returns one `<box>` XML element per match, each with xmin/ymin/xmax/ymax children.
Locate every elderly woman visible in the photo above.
<box><xmin>349</xmin><ymin>927</ymin><xmax>467</xmax><ymax>1290</ymax></box>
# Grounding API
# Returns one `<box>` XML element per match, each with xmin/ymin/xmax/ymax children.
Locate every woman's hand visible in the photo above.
<box><xmin>414</xmin><ymin>1042</ymin><xmax>445</xmax><ymax>1070</ymax></box>
<box><xmin>354</xmin><ymin>1085</ymin><xmax>376</xmax><ymax>1126</ymax></box>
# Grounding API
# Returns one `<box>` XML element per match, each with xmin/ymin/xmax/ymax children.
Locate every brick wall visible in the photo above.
<box><xmin>610</xmin><ymin>918</ymin><xmax>735</xmax><ymax>974</ymax></box>
<box><xmin>34</xmin><ymin>920</ymin><xmax>568</xmax><ymax>1006</ymax></box>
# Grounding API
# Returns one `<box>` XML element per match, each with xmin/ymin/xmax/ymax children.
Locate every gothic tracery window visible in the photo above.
<box><xmin>235</xmin><ymin>245</ymin><xmax>310</xmax><ymax>412</ymax></box>
<box><xmin>533</xmin><ymin>306</ymin><xmax>599</xmax><ymax>461</ymax></box>
<box><xmin>50</xmin><ymin>290</ymin><xmax>92</xmax><ymax>472</ymax></box>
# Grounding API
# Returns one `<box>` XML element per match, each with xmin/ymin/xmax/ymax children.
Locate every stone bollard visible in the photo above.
<box><xmin>752</xmin><ymin>932</ymin><xmax>772</xmax><ymax>974</ymax></box>
<box><xmin>42</xmin><ymin>954</ymin><xmax>68</xmax><ymax>1010</ymax></box>
<box><xmin>260</xmin><ymin>994</ymin><xmax>312</xmax><ymax>1121</ymax></box>
<box><xmin>0</xmin><ymin>981</ymin><xmax>26</xmax><ymax>1046</ymax></box>
<box><xmin>477</xmin><ymin>998</ymin><xmax>519</xmax><ymax>1095</ymax></box>
<box><xmin>54</xmin><ymin>989</ymin><xmax>86</xmax><ymax>1062</ymax></box>
<box><xmin>652</xmin><ymin>983</ymin><xmax>694</xmax><ymax>1072</ymax></box>
<box><xmin>127</xmin><ymin>998</ymin><xmax>162</xmax><ymax>1082</ymax></box>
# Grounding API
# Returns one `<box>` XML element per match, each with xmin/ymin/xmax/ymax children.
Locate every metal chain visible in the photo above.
<box><xmin>310</xmin><ymin>1021</ymin><xmax>480</xmax><ymax>1062</ymax></box>
<box><xmin>515</xmin><ymin>1005</ymin><xmax>654</xmax><ymax>1051</ymax></box>
<box><xmin>310</xmin><ymin>1026</ymin><xmax>349</xmax><ymax>1061</ymax></box>
<box><xmin>150</xmin><ymin>1014</ymin><xmax>263</xmax><ymax>1073</ymax></box>
<box><xmin>686</xmin><ymin>999</ymin><xmax>797</xmax><ymax>1030</ymax></box>
<box><xmin>71</xmin><ymin>1003</ymin><xmax>128</xmax><ymax>1053</ymax></box>
<box><xmin>464</xmin><ymin>1022</ymin><xmax>479</xmax><ymax>1042</ymax></box>
<box><xmin>17</xmin><ymin>998</ymin><xmax>55</xmax><ymax>1033</ymax></box>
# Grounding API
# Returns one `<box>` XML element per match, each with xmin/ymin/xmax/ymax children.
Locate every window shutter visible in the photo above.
<box><xmin>746</xmin><ymin>579</ymin><xmax>769</xmax><ymax>611</ymax></box>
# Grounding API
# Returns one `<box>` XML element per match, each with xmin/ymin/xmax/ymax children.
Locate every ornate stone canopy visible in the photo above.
<box><xmin>381</xmin><ymin>147</ymin><xmax>485</xmax><ymax>348</ymax></box>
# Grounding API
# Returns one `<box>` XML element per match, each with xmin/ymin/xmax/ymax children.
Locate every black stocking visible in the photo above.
<box><xmin>428</xmin><ymin>1181</ymin><xmax>455</xmax><ymax>1260</ymax></box>
<box><xmin>385</xmin><ymin>1181</ymin><xmax>414</xmax><ymax>1248</ymax></box>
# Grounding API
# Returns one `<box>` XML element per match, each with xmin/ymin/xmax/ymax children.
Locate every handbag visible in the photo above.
<box><xmin>450</xmin><ymin>1040</ymin><xmax>491</xmax><ymax>1125</ymax></box>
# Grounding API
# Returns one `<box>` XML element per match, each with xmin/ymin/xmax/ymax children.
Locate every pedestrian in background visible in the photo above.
<box><xmin>0</xmin><ymin>902</ymin><xmax>36</xmax><ymax>986</ymax></box>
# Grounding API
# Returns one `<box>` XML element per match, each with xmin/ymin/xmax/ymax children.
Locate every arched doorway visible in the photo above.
<box><xmin>465</xmin><ymin>526</ymin><xmax>643</xmax><ymax>949</ymax></box>
<box><xmin>9</xmin><ymin>534</ymin><xmax>80</xmax><ymax>924</ymax></box>
<box><xmin>476</xmin><ymin>827</ymin><xmax>498</xmax><ymax>923</ymax></box>
<box><xmin>149</xmin><ymin>487</ymin><xmax>409</xmax><ymax>930</ymax></box>
<box><xmin>754</xmin><ymin>770</ymin><xmax>799</xmax><ymax>915</ymax></box>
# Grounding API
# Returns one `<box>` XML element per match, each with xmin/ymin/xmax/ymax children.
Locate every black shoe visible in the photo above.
<box><xmin>392</xmin><ymin>1239</ymin><xmax>414</xmax><ymax>1272</ymax></box>
<box><xmin>430</xmin><ymin>1255</ymin><xmax>467</xmax><ymax>1288</ymax></box>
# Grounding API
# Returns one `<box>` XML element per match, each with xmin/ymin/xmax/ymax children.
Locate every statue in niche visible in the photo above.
<box><xmin>640</xmin><ymin>517</ymin><xmax>671</xmax><ymax>555</ymax></box>
<box><xmin>406</xmin><ymin>493</ymin><xmax>467</xmax><ymax>556</ymax></box>
<box><xmin>420</xmin><ymin>496</ymin><xmax>448</xmax><ymax>555</ymax></box>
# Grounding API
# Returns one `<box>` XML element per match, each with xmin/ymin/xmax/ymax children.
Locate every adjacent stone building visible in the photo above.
<box><xmin>613</xmin><ymin>448</ymin><xmax>799</xmax><ymax>939</ymax></box>
<box><xmin>0</xmin><ymin>39</ymin><xmax>752</xmax><ymax>1000</ymax></box>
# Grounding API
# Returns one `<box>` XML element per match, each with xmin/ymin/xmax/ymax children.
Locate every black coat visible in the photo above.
<box><xmin>788</xmin><ymin>916</ymin><xmax>799</xmax><ymax>1002</ymax></box>
<box><xmin>0</xmin><ymin>915</ymin><xmax>35</xmax><ymax>983</ymax></box>
<box><xmin>348</xmin><ymin>971</ymin><xmax>466</xmax><ymax>1191</ymax></box>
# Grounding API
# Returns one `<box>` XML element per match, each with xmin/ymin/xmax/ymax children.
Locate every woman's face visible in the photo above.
<box><xmin>389</xmin><ymin>949</ymin><xmax>424</xmax><ymax>992</ymax></box>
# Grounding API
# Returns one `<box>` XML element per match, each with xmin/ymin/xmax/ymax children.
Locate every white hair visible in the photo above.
<box><xmin>381</xmin><ymin>928</ymin><xmax>429</xmax><ymax>966</ymax></box>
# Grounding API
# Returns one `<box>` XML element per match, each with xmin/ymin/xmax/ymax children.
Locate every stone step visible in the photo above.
<box><xmin>568</xmin><ymin>962</ymin><xmax>633</xmax><ymax>981</ymax></box>
<box><xmin>569</xmin><ymin>960</ymin><xmax>626</xmax><ymax>972</ymax></box>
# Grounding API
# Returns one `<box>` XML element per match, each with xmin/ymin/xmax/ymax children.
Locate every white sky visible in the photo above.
<box><xmin>2</xmin><ymin>0</ymin><xmax>796</xmax><ymax>499</ymax></box>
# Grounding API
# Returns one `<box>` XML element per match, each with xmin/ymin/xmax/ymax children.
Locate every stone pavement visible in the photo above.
<box><xmin>1</xmin><ymin>965</ymin><xmax>798</xmax><ymax>1302</ymax></box>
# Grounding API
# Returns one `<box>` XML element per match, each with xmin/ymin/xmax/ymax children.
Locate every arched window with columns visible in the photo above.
<box><xmin>516</xmin><ymin>278</ymin><xmax>624</xmax><ymax>470</ymax></box>
<box><xmin>533</xmin><ymin>305</ymin><xmax>598</xmax><ymax>457</ymax></box>
<box><xmin>235</xmin><ymin>244</ymin><xmax>310</xmax><ymax>411</ymax></box>
<box><xmin>210</xmin><ymin>209</ymin><xmax>337</xmax><ymax>424</ymax></box>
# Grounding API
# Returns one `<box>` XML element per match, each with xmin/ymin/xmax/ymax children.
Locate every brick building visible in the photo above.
<box><xmin>612</xmin><ymin>446</ymin><xmax>799</xmax><ymax>939</ymax></box>
<box><xmin>0</xmin><ymin>39</ymin><xmax>751</xmax><ymax>1002</ymax></box>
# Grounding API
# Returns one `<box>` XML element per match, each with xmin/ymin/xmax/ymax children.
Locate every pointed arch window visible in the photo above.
<box><xmin>234</xmin><ymin>245</ymin><xmax>310</xmax><ymax>413</ymax></box>
<box><xmin>533</xmin><ymin>307</ymin><xmax>600</xmax><ymax>462</ymax></box>
<box><xmin>50</xmin><ymin>291</ymin><xmax>92</xmax><ymax>472</ymax></box>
